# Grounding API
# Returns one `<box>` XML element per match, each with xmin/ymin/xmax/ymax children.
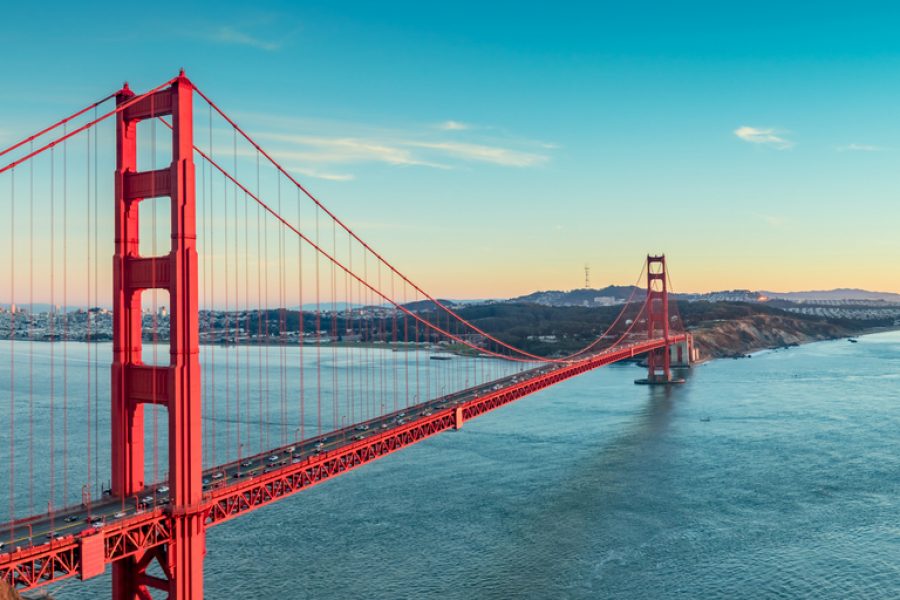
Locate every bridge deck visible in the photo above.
<box><xmin>0</xmin><ymin>336</ymin><xmax>684</xmax><ymax>591</ymax></box>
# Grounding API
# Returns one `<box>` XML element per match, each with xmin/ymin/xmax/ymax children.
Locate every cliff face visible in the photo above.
<box><xmin>691</xmin><ymin>313</ymin><xmax>850</xmax><ymax>359</ymax></box>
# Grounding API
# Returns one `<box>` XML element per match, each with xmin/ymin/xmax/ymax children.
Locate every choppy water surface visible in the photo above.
<box><xmin>37</xmin><ymin>332</ymin><xmax>900</xmax><ymax>598</ymax></box>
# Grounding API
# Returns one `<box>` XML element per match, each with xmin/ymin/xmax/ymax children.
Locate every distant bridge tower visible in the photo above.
<box><xmin>645</xmin><ymin>255</ymin><xmax>671</xmax><ymax>382</ymax></box>
<box><xmin>635</xmin><ymin>254</ymin><xmax>688</xmax><ymax>385</ymax></box>
<box><xmin>111</xmin><ymin>72</ymin><xmax>204</xmax><ymax>600</ymax></box>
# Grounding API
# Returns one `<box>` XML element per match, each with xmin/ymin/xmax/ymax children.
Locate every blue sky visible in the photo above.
<box><xmin>1</xmin><ymin>1</ymin><xmax>899</xmax><ymax>296</ymax></box>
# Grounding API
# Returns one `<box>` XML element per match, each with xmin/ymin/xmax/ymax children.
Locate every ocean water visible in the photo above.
<box><xmin>16</xmin><ymin>331</ymin><xmax>900</xmax><ymax>598</ymax></box>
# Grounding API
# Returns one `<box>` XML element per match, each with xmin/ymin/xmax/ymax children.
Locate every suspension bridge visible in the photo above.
<box><xmin>0</xmin><ymin>71</ymin><xmax>694</xmax><ymax>599</ymax></box>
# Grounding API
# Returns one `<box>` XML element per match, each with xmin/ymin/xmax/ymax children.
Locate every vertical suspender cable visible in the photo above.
<box><xmin>28</xmin><ymin>141</ymin><xmax>34</xmax><ymax>518</ymax></box>
<box><xmin>223</xmin><ymin>166</ymin><xmax>231</xmax><ymax>466</ymax></box>
<box><xmin>415</xmin><ymin>288</ymin><xmax>420</xmax><ymax>408</ymax></box>
<box><xmin>363</xmin><ymin>252</ymin><xmax>370</xmax><ymax>418</ymax></box>
<box><xmin>331</xmin><ymin>220</ymin><xmax>337</xmax><ymax>429</ymax></box>
<box><xmin>8</xmin><ymin>165</ymin><xmax>15</xmax><ymax>532</ymax></box>
<box><xmin>244</xmin><ymin>188</ymin><xmax>251</xmax><ymax>453</ymax></box>
<box><xmin>256</xmin><ymin>151</ymin><xmax>263</xmax><ymax>455</ymax></box>
<box><xmin>297</xmin><ymin>186</ymin><xmax>304</xmax><ymax>442</ymax></box>
<box><xmin>280</xmin><ymin>175</ymin><xmax>287</xmax><ymax>445</ymax></box>
<box><xmin>378</xmin><ymin>263</ymin><xmax>384</xmax><ymax>415</ymax></box>
<box><xmin>93</xmin><ymin>108</ymin><xmax>99</xmax><ymax>498</ymax></box>
<box><xmin>278</xmin><ymin>173</ymin><xmax>285</xmax><ymax>445</ymax></box>
<box><xmin>404</xmin><ymin>281</ymin><xmax>409</xmax><ymax>408</ymax></box>
<box><xmin>263</xmin><ymin>168</ymin><xmax>271</xmax><ymax>449</ymax></box>
<box><xmin>209</xmin><ymin>107</ymin><xmax>217</xmax><ymax>469</ymax></box>
<box><xmin>232</xmin><ymin>129</ymin><xmax>241</xmax><ymax>465</ymax></box>
<box><xmin>315</xmin><ymin>209</ymin><xmax>321</xmax><ymax>436</ymax></box>
<box><xmin>50</xmin><ymin>144</ymin><xmax>56</xmax><ymax>515</ymax></box>
<box><xmin>49</xmin><ymin>140</ymin><xmax>66</xmax><ymax>509</ymax></box>
<box><xmin>223</xmin><ymin>163</ymin><xmax>231</xmax><ymax>466</ymax></box>
<box><xmin>347</xmin><ymin>235</ymin><xmax>354</xmax><ymax>425</ymax></box>
<box><xmin>85</xmin><ymin>126</ymin><xmax>92</xmax><ymax>508</ymax></box>
<box><xmin>200</xmin><ymin>139</ymin><xmax>208</xmax><ymax>466</ymax></box>
<box><xmin>219</xmin><ymin>164</ymin><xmax>232</xmax><ymax>462</ymax></box>
<box><xmin>392</xmin><ymin>273</ymin><xmax>398</xmax><ymax>414</ymax></box>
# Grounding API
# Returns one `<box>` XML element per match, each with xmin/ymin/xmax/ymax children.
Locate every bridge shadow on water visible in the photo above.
<box><xmin>465</xmin><ymin>370</ymin><xmax>691</xmax><ymax>600</ymax></box>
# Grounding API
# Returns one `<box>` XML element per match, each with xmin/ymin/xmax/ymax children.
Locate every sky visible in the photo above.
<box><xmin>1</xmin><ymin>1</ymin><xmax>899</xmax><ymax>299</ymax></box>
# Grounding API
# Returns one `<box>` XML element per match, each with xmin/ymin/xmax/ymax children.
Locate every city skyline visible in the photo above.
<box><xmin>2</xmin><ymin>1</ymin><xmax>899</xmax><ymax>299</ymax></box>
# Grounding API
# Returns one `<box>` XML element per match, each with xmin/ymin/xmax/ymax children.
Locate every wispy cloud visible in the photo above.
<box><xmin>285</xmin><ymin>166</ymin><xmax>356</xmax><ymax>182</ymax></box>
<box><xmin>836</xmin><ymin>143</ymin><xmax>888</xmax><ymax>152</ymax></box>
<box><xmin>407</xmin><ymin>141</ymin><xmax>549</xmax><ymax>167</ymax></box>
<box><xmin>258</xmin><ymin>134</ymin><xmax>451</xmax><ymax>168</ymax></box>
<box><xmin>206</xmin><ymin>25</ymin><xmax>281</xmax><ymax>51</ymax></box>
<box><xmin>182</xmin><ymin>15</ymin><xmax>295</xmax><ymax>52</ymax></box>
<box><xmin>243</xmin><ymin>119</ymin><xmax>555</xmax><ymax>177</ymax></box>
<box><xmin>756</xmin><ymin>214</ymin><xmax>786</xmax><ymax>228</ymax></box>
<box><xmin>437</xmin><ymin>120</ymin><xmax>470</xmax><ymax>131</ymax></box>
<box><xmin>734</xmin><ymin>125</ymin><xmax>793</xmax><ymax>149</ymax></box>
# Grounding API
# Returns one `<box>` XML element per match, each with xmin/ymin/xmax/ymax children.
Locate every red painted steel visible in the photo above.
<box><xmin>110</xmin><ymin>72</ymin><xmax>203</xmax><ymax>600</ymax></box>
<box><xmin>1</xmin><ymin>337</ymin><xmax>683</xmax><ymax>593</ymax></box>
<box><xmin>0</xmin><ymin>512</ymin><xmax>170</xmax><ymax>591</ymax></box>
<box><xmin>0</xmin><ymin>91</ymin><xmax>115</xmax><ymax>160</ymax></box>
<box><xmin>80</xmin><ymin>533</ymin><xmax>105</xmax><ymax>580</ymax></box>
<box><xmin>111</xmin><ymin>80</ymin><xmax>143</xmax><ymax>510</ymax></box>
<box><xmin>201</xmin><ymin>337</ymin><xmax>683</xmax><ymax>526</ymax></box>
<box><xmin>0</xmin><ymin>74</ymin><xmax>695</xmax><ymax>598</ymax></box>
<box><xmin>165</xmin><ymin>72</ymin><xmax>204</xmax><ymax>600</ymax></box>
<box><xmin>190</xmin><ymin>83</ymin><xmax>645</xmax><ymax>366</ymax></box>
<box><xmin>0</xmin><ymin>78</ymin><xmax>178</xmax><ymax>176</ymax></box>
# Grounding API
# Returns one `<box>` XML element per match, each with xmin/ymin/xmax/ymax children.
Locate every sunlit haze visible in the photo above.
<box><xmin>2</xmin><ymin>1</ymin><xmax>899</xmax><ymax>300</ymax></box>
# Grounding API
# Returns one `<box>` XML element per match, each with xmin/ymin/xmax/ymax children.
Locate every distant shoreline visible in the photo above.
<box><xmin>692</xmin><ymin>323</ymin><xmax>900</xmax><ymax>363</ymax></box>
<box><xmin>4</xmin><ymin>325</ymin><xmax>898</xmax><ymax>369</ymax></box>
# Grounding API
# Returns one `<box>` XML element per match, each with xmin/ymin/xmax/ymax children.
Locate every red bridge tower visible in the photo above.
<box><xmin>635</xmin><ymin>254</ymin><xmax>688</xmax><ymax>385</ymax></box>
<box><xmin>111</xmin><ymin>72</ymin><xmax>204</xmax><ymax>599</ymax></box>
<box><xmin>646</xmin><ymin>254</ymin><xmax>671</xmax><ymax>382</ymax></box>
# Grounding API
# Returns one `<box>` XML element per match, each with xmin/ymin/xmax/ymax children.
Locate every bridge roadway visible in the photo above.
<box><xmin>0</xmin><ymin>335</ymin><xmax>684</xmax><ymax>591</ymax></box>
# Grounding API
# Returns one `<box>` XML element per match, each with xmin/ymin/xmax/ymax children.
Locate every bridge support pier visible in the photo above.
<box><xmin>453</xmin><ymin>406</ymin><xmax>465</xmax><ymax>429</ymax></box>
<box><xmin>669</xmin><ymin>336</ymin><xmax>695</xmax><ymax>368</ymax></box>
<box><xmin>111</xmin><ymin>72</ymin><xmax>204</xmax><ymax>600</ymax></box>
